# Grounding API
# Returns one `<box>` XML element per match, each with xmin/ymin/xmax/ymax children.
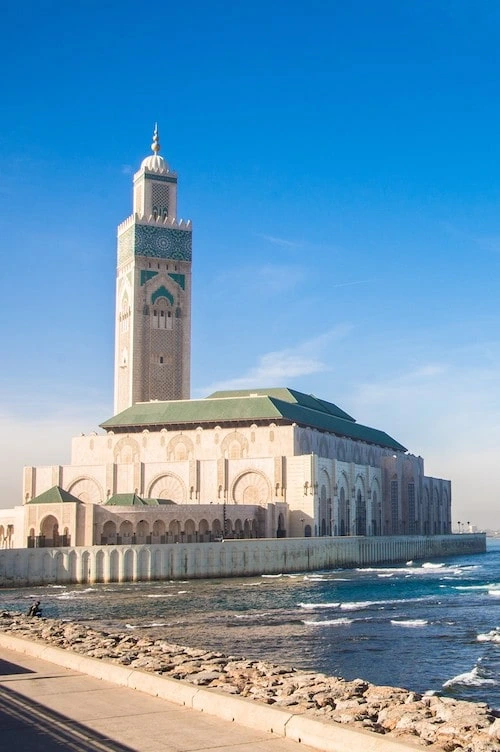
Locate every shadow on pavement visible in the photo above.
<box><xmin>0</xmin><ymin>683</ymin><xmax>137</xmax><ymax>752</ymax></box>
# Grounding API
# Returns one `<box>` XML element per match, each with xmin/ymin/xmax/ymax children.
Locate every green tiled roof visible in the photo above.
<box><xmin>101</xmin><ymin>387</ymin><xmax>406</xmax><ymax>452</ymax></box>
<box><xmin>28</xmin><ymin>486</ymin><xmax>81</xmax><ymax>504</ymax></box>
<box><xmin>106</xmin><ymin>494</ymin><xmax>147</xmax><ymax>506</ymax></box>
<box><xmin>207</xmin><ymin>388</ymin><xmax>355</xmax><ymax>422</ymax></box>
<box><xmin>105</xmin><ymin>494</ymin><xmax>176</xmax><ymax>507</ymax></box>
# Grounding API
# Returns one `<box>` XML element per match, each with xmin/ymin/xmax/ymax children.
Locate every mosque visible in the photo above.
<box><xmin>0</xmin><ymin>129</ymin><xmax>452</xmax><ymax>550</ymax></box>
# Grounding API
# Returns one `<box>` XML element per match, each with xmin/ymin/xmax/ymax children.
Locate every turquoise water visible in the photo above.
<box><xmin>2</xmin><ymin>539</ymin><xmax>499</xmax><ymax>709</ymax></box>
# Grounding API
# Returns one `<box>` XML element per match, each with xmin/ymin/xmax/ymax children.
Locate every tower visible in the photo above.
<box><xmin>114</xmin><ymin>126</ymin><xmax>192</xmax><ymax>414</ymax></box>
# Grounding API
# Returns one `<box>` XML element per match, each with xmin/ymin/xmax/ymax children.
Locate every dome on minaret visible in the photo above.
<box><xmin>140</xmin><ymin>124</ymin><xmax>170</xmax><ymax>174</ymax></box>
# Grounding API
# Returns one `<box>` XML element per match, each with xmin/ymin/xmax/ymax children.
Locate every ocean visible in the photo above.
<box><xmin>1</xmin><ymin>538</ymin><xmax>499</xmax><ymax>710</ymax></box>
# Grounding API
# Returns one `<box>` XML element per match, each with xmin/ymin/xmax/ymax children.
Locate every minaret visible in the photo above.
<box><xmin>114</xmin><ymin>126</ymin><xmax>192</xmax><ymax>414</ymax></box>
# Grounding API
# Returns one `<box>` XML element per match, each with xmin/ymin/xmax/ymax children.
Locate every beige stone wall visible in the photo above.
<box><xmin>0</xmin><ymin>535</ymin><xmax>486</xmax><ymax>586</ymax></box>
<box><xmin>22</xmin><ymin>422</ymin><xmax>450</xmax><ymax>543</ymax></box>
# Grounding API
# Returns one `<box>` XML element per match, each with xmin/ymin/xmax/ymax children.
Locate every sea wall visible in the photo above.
<box><xmin>0</xmin><ymin>534</ymin><xmax>485</xmax><ymax>586</ymax></box>
<box><xmin>0</xmin><ymin>612</ymin><xmax>498</xmax><ymax>751</ymax></box>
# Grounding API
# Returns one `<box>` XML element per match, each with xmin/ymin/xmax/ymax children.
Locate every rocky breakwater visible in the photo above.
<box><xmin>0</xmin><ymin>611</ymin><xmax>499</xmax><ymax>752</ymax></box>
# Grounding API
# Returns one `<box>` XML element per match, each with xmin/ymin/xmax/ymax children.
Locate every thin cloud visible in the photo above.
<box><xmin>441</xmin><ymin>221</ymin><xmax>500</xmax><ymax>255</ymax></box>
<box><xmin>197</xmin><ymin>326</ymin><xmax>352</xmax><ymax>395</ymax></box>
<box><xmin>213</xmin><ymin>262</ymin><xmax>305</xmax><ymax>294</ymax></box>
<box><xmin>258</xmin><ymin>233</ymin><xmax>302</xmax><ymax>248</ymax></box>
<box><xmin>330</xmin><ymin>279</ymin><xmax>373</xmax><ymax>289</ymax></box>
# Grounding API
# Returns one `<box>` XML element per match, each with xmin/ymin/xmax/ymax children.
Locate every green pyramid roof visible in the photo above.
<box><xmin>105</xmin><ymin>493</ymin><xmax>148</xmax><ymax>506</ymax></box>
<box><xmin>28</xmin><ymin>486</ymin><xmax>81</xmax><ymax>505</ymax></box>
<box><xmin>100</xmin><ymin>387</ymin><xmax>406</xmax><ymax>452</ymax></box>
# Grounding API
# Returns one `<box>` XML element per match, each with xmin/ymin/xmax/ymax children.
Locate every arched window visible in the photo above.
<box><xmin>408</xmin><ymin>482</ymin><xmax>416</xmax><ymax>534</ymax></box>
<box><xmin>391</xmin><ymin>477</ymin><xmax>399</xmax><ymax>534</ymax></box>
<box><xmin>151</xmin><ymin>301</ymin><xmax>173</xmax><ymax>330</ymax></box>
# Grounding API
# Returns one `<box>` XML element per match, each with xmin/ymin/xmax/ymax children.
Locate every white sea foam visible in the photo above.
<box><xmin>234</xmin><ymin>612</ymin><xmax>272</xmax><ymax>619</ymax></box>
<box><xmin>298</xmin><ymin>602</ymin><xmax>340</xmax><ymax>610</ymax></box>
<box><xmin>406</xmin><ymin>560</ymin><xmax>414</xmax><ymax>566</ymax></box>
<box><xmin>455</xmin><ymin>583</ymin><xmax>499</xmax><ymax>591</ymax></box>
<box><xmin>146</xmin><ymin>594</ymin><xmax>175</xmax><ymax>598</ymax></box>
<box><xmin>340</xmin><ymin>600</ymin><xmax>379</xmax><ymax>610</ymax></box>
<box><xmin>303</xmin><ymin>617</ymin><xmax>353</xmax><ymax>626</ymax></box>
<box><xmin>443</xmin><ymin>666</ymin><xmax>498</xmax><ymax>688</ymax></box>
<box><xmin>390</xmin><ymin>619</ymin><xmax>428</xmax><ymax>628</ymax></box>
<box><xmin>261</xmin><ymin>573</ymin><xmax>283</xmax><ymax>578</ymax></box>
<box><xmin>55</xmin><ymin>588</ymin><xmax>95</xmax><ymax>599</ymax></box>
<box><xmin>340</xmin><ymin>597</ymin><xmax>416</xmax><ymax>611</ymax></box>
<box><xmin>422</xmin><ymin>562</ymin><xmax>445</xmax><ymax>569</ymax></box>
<box><xmin>378</xmin><ymin>573</ymin><xmax>394</xmax><ymax>578</ymax></box>
<box><xmin>477</xmin><ymin>629</ymin><xmax>500</xmax><ymax>643</ymax></box>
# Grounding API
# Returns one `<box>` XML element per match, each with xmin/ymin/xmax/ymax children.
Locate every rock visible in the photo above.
<box><xmin>0</xmin><ymin>610</ymin><xmax>498</xmax><ymax>752</ymax></box>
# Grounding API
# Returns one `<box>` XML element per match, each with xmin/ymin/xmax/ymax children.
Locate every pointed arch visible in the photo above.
<box><xmin>232</xmin><ymin>470</ymin><xmax>271</xmax><ymax>505</ymax></box>
<box><xmin>147</xmin><ymin>472</ymin><xmax>186</xmax><ymax>503</ymax></box>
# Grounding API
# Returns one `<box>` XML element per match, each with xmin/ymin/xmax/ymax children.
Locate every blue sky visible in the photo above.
<box><xmin>1</xmin><ymin>1</ymin><xmax>500</xmax><ymax>527</ymax></box>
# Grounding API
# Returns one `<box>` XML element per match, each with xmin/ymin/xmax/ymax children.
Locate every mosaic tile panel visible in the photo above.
<box><xmin>118</xmin><ymin>227</ymin><xmax>134</xmax><ymax>266</ymax></box>
<box><xmin>140</xmin><ymin>270</ymin><xmax>159</xmax><ymax>286</ymax></box>
<box><xmin>168</xmin><ymin>272</ymin><xmax>185</xmax><ymax>289</ymax></box>
<box><xmin>135</xmin><ymin>225</ymin><xmax>192</xmax><ymax>261</ymax></box>
<box><xmin>151</xmin><ymin>285</ymin><xmax>174</xmax><ymax>305</ymax></box>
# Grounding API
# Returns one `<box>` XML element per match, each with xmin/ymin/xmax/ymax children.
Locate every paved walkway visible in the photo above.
<box><xmin>0</xmin><ymin>646</ymin><xmax>318</xmax><ymax>752</ymax></box>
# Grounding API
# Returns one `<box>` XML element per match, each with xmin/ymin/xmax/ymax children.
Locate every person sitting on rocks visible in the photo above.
<box><xmin>27</xmin><ymin>601</ymin><xmax>42</xmax><ymax>618</ymax></box>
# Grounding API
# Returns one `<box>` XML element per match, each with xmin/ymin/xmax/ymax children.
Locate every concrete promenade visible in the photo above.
<box><xmin>0</xmin><ymin>644</ymin><xmax>319</xmax><ymax>752</ymax></box>
<box><xmin>0</xmin><ymin>633</ymin><xmax>425</xmax><ymax>752</ymax></box>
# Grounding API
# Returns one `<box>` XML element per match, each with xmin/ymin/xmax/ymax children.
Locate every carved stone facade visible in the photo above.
<box><xmin>0</xmin><ymin>131</ymin><xmax>452</xmax><ymax>551</ymax></box>
<box><xmin>114</xmin><ymin>127</ymin><xmax>191</xmax><ymax>413</ymax></box>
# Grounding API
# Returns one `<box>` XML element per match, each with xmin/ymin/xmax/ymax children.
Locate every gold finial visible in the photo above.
<box><xmin>151</xmin><ymin>123</ymin><xmax>160</xmax><ymax>154</ymax></box>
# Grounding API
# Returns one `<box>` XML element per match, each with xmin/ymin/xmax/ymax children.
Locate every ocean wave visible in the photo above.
<box><xmin>55</xmin><ymin>588</ymin><xmax>95</xmax><ymax>599</ymax></box>
<box><xmin>145</xmin><ymin>594</ymin><xmax>175</xmax><ymax>598</ymax></box>
<box><xmin>443</xmin><ymin>666</ymin><xmax>498</xmax><ymax>688</ymax></box>
<box><xmin>261</xmin><ymin>574</ymin><xmax>283</xmax><ymax>578</ymax></box>
<box><xmin>390</xmin><ymin>619</ymin><xmax>428</xmax><ymax>628</ymax></box>
<box><xmin>234</xmin><ymin>612</ymin><xmax>272</xmax><ymax>619</ymax></box>
<box><xmin>488</xmin><ymin>590</ymin><xmax>500</xmax><ymax>597</ymax></box>
<box><xmin>454</xmin><ymin>583</ymin><xmax>499</xmax><ymax>591</ymax></box>
<box><xmin>298</xmin><ymin>602</ymin><xmax>340</xmax><ymax>610</ymax></box>
<box><xmin>422</xmin><ymin>562</ymin><xmax>446</xmax><ymax>569</ymax></box>
<box><xmin>340</xmin><ymin>597</ymin><xmax>417</xmax><ymax>611</ymax></box>
<box><xmin>477</xmin><ymin>629</ymin><xmax>500</xmax><ymax>643</ymax></box>
<box><xmin>303</xmin><ymin>617</ymin><xmax>353</xmax><ymax>626</ymax></box>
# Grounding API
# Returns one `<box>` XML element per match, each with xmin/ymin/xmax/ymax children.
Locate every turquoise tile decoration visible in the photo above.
<box><xmin>118</xmin><ymin>226</ymin><xmax>135</xmax><ymax>265</ymax></box>
<box><xmin>168</xmin><ymin>273</ymin><xmax>185</xmax><ymax>289</ymax></box>
<box><xmin>151</xmin><ymin>285</ymin><xmax>175</xmax><ymax>305</ymax></box>
<box><xmin>135</xmin><ymin>225</ymin><xmax>192</xmax><ymax>261</ymax></box>
<box><xmin>140</xmin><ymin>270</ymin><xmax>159</xmax><ymax>285</ymax></box>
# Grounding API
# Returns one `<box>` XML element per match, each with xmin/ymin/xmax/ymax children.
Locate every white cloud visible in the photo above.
<box><xmin>213</xmin><ymin>262</ymin><xmax>306</xmax><ymax>295</ymax></box>
<box><xmin>197</xmin><ymin>326</ymin><xmax>352</xmax><ymax>395</ymax></box>
<box><xmin>258</xmin><ymin>234</ymin><xmax>302</xmax><ymax>248</ymax></box>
